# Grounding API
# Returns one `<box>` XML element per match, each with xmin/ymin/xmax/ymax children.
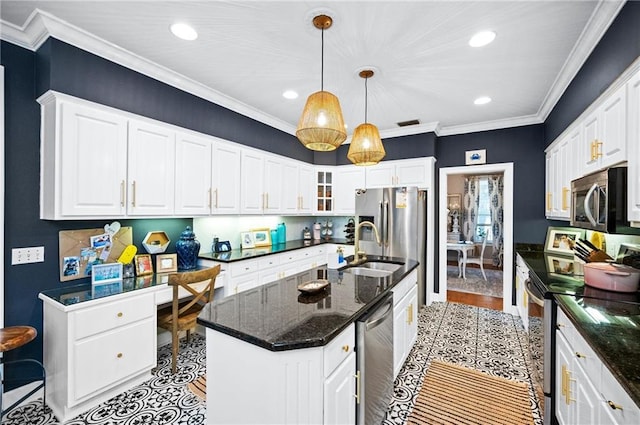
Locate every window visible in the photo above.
<box><xmin>475</xmin><ymin>177</ymin><xmax>493</xmax><ymax>243</ymax></box>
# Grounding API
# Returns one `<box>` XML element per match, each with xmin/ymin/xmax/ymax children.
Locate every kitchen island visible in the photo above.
<box><xmin>197</xmin><ymin>257</ymin><xmax>419</xmax><ymax>425</ymax></box>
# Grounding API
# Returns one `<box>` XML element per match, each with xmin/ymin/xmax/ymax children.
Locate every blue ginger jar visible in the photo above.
<box><xmin>176</xmin><ymin>226</ymin><xmax>200</xmax><ymax>271</ymax></box>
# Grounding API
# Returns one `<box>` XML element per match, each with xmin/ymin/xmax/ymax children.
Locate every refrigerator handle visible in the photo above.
<box><xmin>383</xmin><ymin>200</ymin><xmax>389</xmax><ymax>247</ymax></box>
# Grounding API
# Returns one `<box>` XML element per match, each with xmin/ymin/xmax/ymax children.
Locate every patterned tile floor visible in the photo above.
<box><xmin>5</xmin><ymin>302</ymin><xmax>541</xmax><ymax>425</ymax></box>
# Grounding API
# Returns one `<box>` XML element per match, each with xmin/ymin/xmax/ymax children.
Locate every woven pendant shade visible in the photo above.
<box><xmin>296</xmin><ymin>90</ymin><xmax>347</xmax><ymax>151</ymax></box>
<box><xmin>347</xmin><ymin>123</ymin><xmax>385</xmax><ymax>165</ymax></box>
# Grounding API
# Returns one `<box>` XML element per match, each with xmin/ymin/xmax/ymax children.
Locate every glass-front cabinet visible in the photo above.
<box><xmin>316</xmin><ymin>170</ymin><xmax>333</xmax><ymax>213</ymax></box>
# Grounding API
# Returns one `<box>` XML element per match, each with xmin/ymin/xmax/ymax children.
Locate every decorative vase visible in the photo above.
<box><xmin>176</xmin><ymin>226</ymin><xmax>200</xmax><ymax>271</ymax></box>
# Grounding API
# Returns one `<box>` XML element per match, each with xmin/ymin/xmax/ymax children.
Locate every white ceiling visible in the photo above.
<box><xmin>0</xmin><ymin>1</ymin><xmax>625</xmax><ymax>139</ymax></box>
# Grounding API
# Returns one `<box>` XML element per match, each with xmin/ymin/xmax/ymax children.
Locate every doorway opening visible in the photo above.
<box><xmin>436</xmin><ymin>163</ymin><xmax>515</xmax><ymax>314</ymax></box>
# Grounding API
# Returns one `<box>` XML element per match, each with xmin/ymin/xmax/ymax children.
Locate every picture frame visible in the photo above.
<box><xmin>252</xmin><ymin>228</ymin><xmax>272</xmax><ymax>247</ymax></box>
<box><xmin>544</xmin><ymin>227</ymin><xmax>585</xmax><ymax>255</ymax></box>
<box><xmin>156</xmin><ymin>253</ymin><xmax>177</xmax><ymax>273</ymax></box>
<box><xmin>91</xmin><ymin>262</ymin><xmax>123</xmax><ymax>285</ymax></box>
<box><xmin>241</xmin><ymin>231</ymin><xmax>255</xmax><ymax>249</ymax></box>
<box><xmin>447</xmin><ymin>193</ymin><xmax>461</xmax><ymax>210</ymax></box>
<box><xmin>134</xmin><ymin>254</ymin><xmax>154</xmax><ymax>276</ymax></box>
<box><xmin>465</xmin><ymin>149</ymin><xmax>486</xmax><ymax>165</ymax></box>
<box><xmin>546</xmin><ymin>254</ymin><xmax>576</xmax><ymax>275</ymax></box>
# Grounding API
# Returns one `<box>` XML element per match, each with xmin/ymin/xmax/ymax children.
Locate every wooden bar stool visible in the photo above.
<box><xmin>1</xmin><ymin>326</ymin><xmax>46</xmax><ymax>418</ymax></box>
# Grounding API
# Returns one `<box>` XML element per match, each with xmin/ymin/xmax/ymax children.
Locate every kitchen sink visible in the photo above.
<box><xmin>344</xmin><ymin>267</ymin><xmax>394</xmax><ymax>278</ymax></box>
<box><xmin>358</xmin><ymin>262</ymin><xmax>402</xmax><ymax>272</ymax></box>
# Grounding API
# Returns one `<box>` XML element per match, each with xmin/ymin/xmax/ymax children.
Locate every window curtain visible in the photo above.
<box><xmin>462</xmin><ymin>177</ymin><xmax>480</xmax><ymax>242</ymax></box>
<box><xmin>488</xmin><ymin>174</ymin><xmax>504</xmax><ymax>266</ymax></box>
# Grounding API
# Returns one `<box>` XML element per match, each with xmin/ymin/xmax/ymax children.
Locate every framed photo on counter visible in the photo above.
<box><xmin>135</xmin><ymin>254</ymin><xmax>154</xmax><ymax>276</ymax></box>
<box><xmin>241</xmin><ymin>232</ymin><xmax>254</xmax><ymax>249</ymax></box>
<box><xmin>156</xmin><ymin>253</ymin><xmax>177</xmax><ymax>273</ymax></box>
<box><xmin>544</xmin><ymin>227</ymin><xmax>585</xmax><ymax>255</ymax></box>
<box><xmin>252</xmin><ymin>228</ymin><xmax>271</xmax><ymax>247</ymax></box>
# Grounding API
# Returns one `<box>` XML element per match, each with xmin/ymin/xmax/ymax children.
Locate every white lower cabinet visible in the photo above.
<box><xmin>627</xmin><ymin>69</ymin><xmax>640</xmax><ymax>224</ymax></box>
<box><xmin>555</xmin><ymin>308</ymin><xmax>640</xmax><ymax>425</ymax></box>
<box><xmin>206</xmin><ymin>324</ymin><xmax>355</xmax><ymax>425</ymax></box>
<box><xmin>515</xmin><ymin>254</ymin><xmax>529</xmax><ymax>330</ymax></box>
<box><xmin>41</xmin><ymin>292</ymin><xmax>157</xmax><ymax>423</ymax></box>
<box><xmin>392</xmin><ymin>270</ymin><xmax>418</xmax><ymax>378</ymax></box>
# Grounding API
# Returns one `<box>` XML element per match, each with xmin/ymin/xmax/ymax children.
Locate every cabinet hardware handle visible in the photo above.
<box><xmin>407</xmin><ymin>304</ymin><xmax>413</xmax><ymax>324</ymax></box>
<box><xmin>607</xmin><ymin>400</ymin><xmax>623</xmax><ymax>410</ymax></box>
<box><xmin>590</xmin><ymin>140</ymin><xmax>595</xmax><ymax>161</ymax></box>
<box><xmin>117</xmin><ymin>312</ymin><xmax>123</xmax><ymax>318</ymax></box>
<box><xmin>561</xmin><ymin>365</ymin><xmax>567</xmax><ymax>396</ymax></box>
<box><xmin>546</xmin><ymin>193</ymin><xmax>552</xmax><ymax>211</ymax></box>
<box><xmin>575</xmin><ymin>351</ymin><xmax>585</xmax><ymax>359</ymax></box>
<box><xmin>208</xmin><ymin>188</ymin><xmax>212</xmax><ymax>208</ymax></box>
<box><xmin>265</xmin><ymin>193</ymin><xmax>269</xmax><ymax>209</ymax></box>
<box><xmin>566</xmin><ymin>373</ymin><xmax>575</xmax><ymax>405</ymax></box>
<box><xmin>214</xmin><ymin>189</ymin><xmax>219</xmax><ymax>208</ymax></box>
<box><xmin>342</xmin><ymin>345</ymin><xmax>349</xmax><ymax>352</ymax></box>
<box><xmin>120</xmin><ymin>180</ymin><xmax>125</xmax><ymax>207</ymax></box>
<box><xmin>131</xmin><ymin>181</ymin><xmax>137</xmax><ymax>207</ymax></box>
<box><xmin>354</xmin><ymin>371</ymin><xmax>361</xmax><ymax>404</ymax></box>
<box><xmin>595</xmin><ymin>140</ymin><xmax>603</xmax><ymax>159</ymax></box>
<box><xmin>561</xmin><ymin>187</ymin><xmax>569</xmax><ymax>211</ymax></box>
<box><xmin>117</xmin><ymin>353</ymin><xmax>123</xmax><ymax>358</ymax></box>
<box><xmin>556</xmin><ymin>323</ymin><xmax>565</xmax><ymax>329</ymax></box>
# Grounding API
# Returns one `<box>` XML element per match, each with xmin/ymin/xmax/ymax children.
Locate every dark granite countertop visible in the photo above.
<box><xmin>516</xmin><ymin>247</ymin><xmax>640</xmax><ymax>408</ymax></box>
<box><xmin>198</xmin><ymin>238</ymin><xmax>353</xmax><ymax>263</ymax></box>
<box><xmin>555</xmin><ymin>294</ymin><xmax>640</xmax><ymax>407</ymax></box>
<box><xmin>197</xmin><ymin>257</ymin><xmax>419</xmax><ymax>351</ymax></box>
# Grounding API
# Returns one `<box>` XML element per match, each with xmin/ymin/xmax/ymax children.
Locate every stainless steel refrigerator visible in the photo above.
<box><xmin>355</xmin><ymin>186</ymin><xmax>427</xmax><ymax>304</ymax></box>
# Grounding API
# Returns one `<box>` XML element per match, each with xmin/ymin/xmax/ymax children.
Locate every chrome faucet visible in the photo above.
<box><xmin>350</xmin><ymin>221</ymin><xmax>381</xmax><ymax>265</ymax></box>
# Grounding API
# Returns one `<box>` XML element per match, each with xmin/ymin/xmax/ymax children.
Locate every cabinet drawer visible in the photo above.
<box><xmin>230</xmin><ymin>259</ymin><xmax>259</xmax><ymax>277</ymax></box>
<box><xmin>258</xmin><ymin>255</ymin><xmax>281</xmax><ymax>269</ymax></box>
<box><xmin>73</xmin><ymin>293</ymin><xmax>155</xmax><ymax>340</ymax></box>
<box><xmin>556</xmin><ymin>308</ymin><xmax>574</xmax><ymax>341</ymax></box>
<box><xmin>572</xmin><ymin>328</ymin><xmax>601</xmax><ymax>384</ymax></box>
<box><xmin>324</xmin><ymin>324</ymin><xmax>355</xmax><ymax>378</ymax></box>
<box><xmin>600</xmin><ymin>363</ymin><xmax>640</xmax><ymax>424</ymax></box>
<box><xmin>72</xmin><ymin>317</ymin><xmax>156</xmax><ymax>403</ymax></box>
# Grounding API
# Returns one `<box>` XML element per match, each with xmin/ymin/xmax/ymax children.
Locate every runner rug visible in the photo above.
<box><xmin>407</xmin><ymin>360</ymin><xmax>534</xmax><ymax>425</ymax></box>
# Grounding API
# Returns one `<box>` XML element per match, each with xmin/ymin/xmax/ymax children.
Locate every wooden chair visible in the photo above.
<box><xmin>157</xmin><ymin>265</ymin><xmax>221</xmax><ymax>374</ymax></box>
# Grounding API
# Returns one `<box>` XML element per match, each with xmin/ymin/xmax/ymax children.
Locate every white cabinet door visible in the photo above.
<box><xmin>127</xmin><ymin>119</ymin><xmax>175</xmax><ymax>215</ymax></box>
<box><xmin>583</xmin><ymin>85</ymin><xmax>627</xmax><ymax>175</ymax></box>
<box><xmin>555</xmin><ymin>331</ymin><xmax>573</xmax><ymax>425</ymax></box>
<box><xmin>174</xmin><ymin>132</ymin><xmax>212</xmax><ymax>216</ymax></box>
<box><xmin>627</xmin><ymin>70</ymin><xmax>640</xmax><ymax>223</ymax></box>
<box><xmin>406</xmin><ymin>286</ymin><xmax>418</xmax><ymax>349</ymax></box>
<box><xmin>323</xmin><ymin>352</ymin><xmax>356</xmax><ymax>425</ymax></box>
<box><xmin>396</xmin><ymin>159</ymin><xmax>430</xmax><ymax>187</ymax></box>
<box><xmin>263</xmin><ymin>155</ymin><xmax>283</xmax><ymax>214</ymax></box>
<box><xmin>600</xmin><ymin>364</ymin><xmax>640</xmax><ymax>425</ymax></box>
<box><xmin>212</xmin><ymin>142</ymin><xmax>241</xmax><ymax>214</ymax></box>
<box><xmin>366</xmin><ymin>163</ymin><xmax>395</xmax><ymax>187</ymax></box>
<box><xmin>572</xmin><ymin>359</ymin><xmax>600</xmax><ymax>425</ymax></box>
<box><xmin>546</xmin><ymin>133</ymin><xmax>574</xmax><ymax>220</ymax></box>
<box><xmin>281</xmin><ymin>161</ymin><xmax>300</xmax><ymax>214</ymax></box>
<box><xmin>315</xmin><ymin>169</ymin><xmax>334</xmax><ymax>214</ymax></box>
<box><xmin>333</xmin><ymin>166</ymin><xmax>365</xmax><ymax>215</ymax></box>
<box><xmin>240</xmin><ymin>149</ymin><xmax>265</xmax><ymax>214</ymax></box>
<box><xmin>298</xmin><ymin>164</ymin><xmax>315</xmax><ymax>214</ymax></box>
<box><xmin>58</xmin><ymin>101</ymin><xmax>128</xmax><ymax>217</ymax></box>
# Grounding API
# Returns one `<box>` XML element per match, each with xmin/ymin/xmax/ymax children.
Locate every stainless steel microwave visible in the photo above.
<box><xmin>570</xmin><ymin>167</ymin><xmax>637</xmax><ymax>233</ymax></box>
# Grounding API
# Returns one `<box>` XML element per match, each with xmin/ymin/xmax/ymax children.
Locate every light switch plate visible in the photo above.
<box><xmin>12</xmin><ymin>246</ymin><xmax>45</xmax><ymax>265</ymax></box>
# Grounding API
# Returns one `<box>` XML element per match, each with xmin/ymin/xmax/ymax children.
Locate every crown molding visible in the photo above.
<box><xmin>437</xmin><ymin>114</ymin><xmax>543</xmax><ymax>137</ymax></box>
<box><xmin>537</xmin><ymin>0</ymin><xmax>626</xmax><ymax>122</ymax></box>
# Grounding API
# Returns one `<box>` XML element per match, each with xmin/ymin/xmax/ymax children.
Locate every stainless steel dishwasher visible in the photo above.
<box><xmin>356</xmin><ymin>293</ymin><xmax>394</xmax><ymax>425</ymax></box>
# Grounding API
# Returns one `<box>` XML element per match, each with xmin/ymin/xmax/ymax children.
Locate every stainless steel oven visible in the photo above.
<box><xmin>525</xmin><ymin>277</ymin><xmax>552</xmax><ymax>424</ymax></box>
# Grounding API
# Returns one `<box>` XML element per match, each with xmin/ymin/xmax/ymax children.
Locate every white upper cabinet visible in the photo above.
<box><xmin>545</xmin><ymin>127</ymin><xmax>578</xmax><ymax>220</ymax></box>
<box><xmin>212</xmin><ymin>141</ymin><xmax>241</xmax><ymax>214</ymax></box>
<box><xmin>333</xmin><ymin>166</ymin><xmax>366</xmax><ymax>215</ymax></box>
<box><xmin>240</xmin><ymin>149</ymin><xmax>266</xmax><ymax>214</ymax></box>
<box><xmin>127</xmin><ymin>119</ymin><xmax>176</xmax><ymax>216</ymax></box>
<box><xmin>263</xmin><ymin>154</ymin><xmax>284</xmax><ymax>214</ymax></box>
<box><xmin>582</xmin><ymin>84</ymin><xmax>627</xmax><ymax>175</ymax></box>
<box><xmin>298</xmin><ymin>164</ymin><xmax>315</xmax><ymax>214</ymax></box>
<box><xmin>174</xmin><ymin>131</ymin><xmax>212</xmax><ymax>216</ymax></box>
<box><xmin>41</xmin><ymin>97</ymin><xmax>129</xmax><ymax>219</ymax></box>
<box><xmin>365</xmin><ymin>158</ymin><xmax>433</xmax><ymax>189</ymax></box>
<box><xmin>627</xmin><ymin>69</ymin><xmax>640</xmax><ymax>223</ymax></box>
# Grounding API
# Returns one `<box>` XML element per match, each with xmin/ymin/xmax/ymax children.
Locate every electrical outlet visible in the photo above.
<box><xmin>12</xmin><ymin>246</ymin><xmax>45</xmax><ymax>265</ymax></box>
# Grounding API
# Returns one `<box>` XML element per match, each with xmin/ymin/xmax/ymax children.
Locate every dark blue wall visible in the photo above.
<box><xmin>545</xmin><ymin>1</ymin><xmax>640</xmax><ymax>144</ymax></box>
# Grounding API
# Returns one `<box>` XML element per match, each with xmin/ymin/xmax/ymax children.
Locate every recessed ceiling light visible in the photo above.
<box><xmin>469</xmin><ymin>31</ymin><xmax>496</xmax><ymax>47</ymax></box>
<box><xmin>170</xmin><ymin>23</ymin><xmax>198</xmax><ymax>41</ymax></box>
<box><xmin>474</xmin><ymin>96</ymin><xmax>492</xmax><ymax>105</ymax></box>
<box><xmin>282</xmin><ymin>90</ymin><xmax>298</xmax><ymax>100</ymax></box>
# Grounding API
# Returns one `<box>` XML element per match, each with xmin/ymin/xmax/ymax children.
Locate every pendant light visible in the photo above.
<box><xmin>296</xmin><ymin>15</ymin><xmax>347</xmax><ymax>151</ymax></box>
<box><xmin>348</xmin><ymin>70</ymin><xmax>385</xmax><ymax>166</ymax></box>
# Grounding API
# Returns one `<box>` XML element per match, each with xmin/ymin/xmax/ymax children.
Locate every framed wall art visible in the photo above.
<box><xmin>252</xmin><ymin>228</ymin><xmax>272</xmax><ymax>247</ymax></box>
<box><xmin>134</xmin><ymin>254</ymin><xmax>154</xmax><ymax>276</ymax></box>
<box><xmin>544</xmin><ymin>227</ymin><xmax>585</xmax><ymax>255</ymax></box>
